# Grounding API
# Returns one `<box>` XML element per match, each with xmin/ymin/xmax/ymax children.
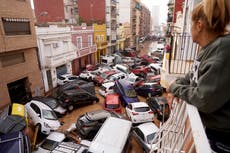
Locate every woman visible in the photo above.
<box><xmin>167</xmin><ymin>0</ymin><xmax>230</xmax><ymax>152</ymax></box>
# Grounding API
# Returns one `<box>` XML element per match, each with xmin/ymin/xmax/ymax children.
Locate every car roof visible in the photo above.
<box><xmin>137</xmin><ymin>122</ymin><xmax>159</xmax><ymax>136</ymax></box>
<box><xmin>60</xmin><ymin>73</ymin><xmax>73</xmax><ymax>77</ymax></box>
<box><xmin>102</xmin><ymin>82</ymin><xmax>115</xmax><ymax>88</ymax></box>
<box><xmin>130</xmin><ymin>102</ymin><xmax>149</xmax><ymax>108</ymax></box>
<box><xmin>106</xmin><ymin>94</ymin><xmax>119</xmax><ymax>105</ymax></box>
<box><xmin>32</xmin><ymin>97</ymin><xmax>56</xmax><ymax>103</ymax></box>
<box><xmin>45</xmin><ymin>132</ymin><xmax>66</xmax><ymax>142</ymax></box>
<box><xmin>29</xmin><ymin>100</ymin><xmax>52</xmax><ymax>110</ymax></box>
<box><xmin>86</xmin><ymin>110</ymin><xmax>111</xmax><ymax>120</ymax></box>
<box><xmin>117</xmin><ymin>79</ymin><xmax>133</xmax><ymax>89</ymax></box>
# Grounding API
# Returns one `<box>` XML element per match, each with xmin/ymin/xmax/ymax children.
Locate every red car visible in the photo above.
<box><xmin>103</xmin><ymin>94</ymin><xmax>122</xmax><ymax>113</ymax></box>
<box><xmin>131</xmin><ymin>65</ymin><xmax>150</xmax><ymax>77</ymax></box>
<box><xmin>140</xmin><ymin>55</ymin><xmax>159</xmax><ymax>64</ymax></box>
<box><xmin>137</xmin><ymin>75</ymin><xmax>161</xmax><ymax>86</ymax></box>
<box><xmin>93</xmin><ymin>70</ymin><xmax>117</xmax><ymax>85</ymax></box>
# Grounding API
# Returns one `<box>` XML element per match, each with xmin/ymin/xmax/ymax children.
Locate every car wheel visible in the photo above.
<box><xmin>68</xmin><ymin>105</ymin><xmax>74</xmax><ymax>112</ymax></box>
<box><xmin>140</xmin><ymin>72</ymin><xmax>145</xmax><ymax>77</ymax></box>
<box><xmin>92</xmin><ymin>100</ymin><xmax>97</xmax><ymax>104</ymax></box>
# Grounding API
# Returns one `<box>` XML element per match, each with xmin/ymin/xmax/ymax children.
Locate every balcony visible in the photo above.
<box><xmin>77</xmin><ymin>44</ymin><xmax>97</xmax><ymax>57</ymax></box>
<box><xmin>45</xmin><ymin>51</ymin><xmax>76</xmax><ymax>68</ymax></box>
<box><xmin>150</xmin><ymin>102</ymin><xmax>212</xmax><ymax>153</ymax></box>
<box><xmin>96</xmin><ymin>41</ymin><xmax>108</xmax><ymax>49</ymax></box>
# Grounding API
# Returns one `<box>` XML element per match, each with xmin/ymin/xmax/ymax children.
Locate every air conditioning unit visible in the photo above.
<box><xmin>53</xmin><ymin>43</ymin><xmax>59</xmax><ymax>48</ymax></box>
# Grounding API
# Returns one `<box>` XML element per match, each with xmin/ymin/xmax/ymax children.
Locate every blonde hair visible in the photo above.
<box><xmin>192</xmin><ymin>0</ymin><xmax>230</xmax><ymax>34</ymax></box>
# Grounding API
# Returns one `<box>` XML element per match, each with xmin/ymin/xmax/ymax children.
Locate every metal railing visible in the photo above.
<box><xmin>150</xmin><ymin>102</ymin><xmax>212</xmax><ymax>153</ymax></box>
<box><xmin>168</xmin><ymin>33</ymin><xmax>199</xmax><ymax>74</ymax></box>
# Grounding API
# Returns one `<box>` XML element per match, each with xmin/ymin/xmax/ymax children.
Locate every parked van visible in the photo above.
<box><xmin>87</xmin><ymin>117</ymin><xmax>132</xmax><ymax>153</ymax></box>
<box><xmin>100</xmin><ymin>55</ymin><xmax>115</xmax><ymax>66</ymax></box>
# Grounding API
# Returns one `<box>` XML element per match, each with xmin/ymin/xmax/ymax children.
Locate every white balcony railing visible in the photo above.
<box><xmin>150</xmin><ymin>102</ymin><xmax>212</xmax><ymax>153</ymax></box>
<box><xmin>45</xmin><ymin>51</ymin><xmax>76</xmax><ymax>68</ymax></box>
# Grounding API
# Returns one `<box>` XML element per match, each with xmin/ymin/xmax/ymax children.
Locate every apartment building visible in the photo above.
<box><xmin>0</xmin><ymin>0</ymin><xmax>44</xmax><ymax>115</ymax></box>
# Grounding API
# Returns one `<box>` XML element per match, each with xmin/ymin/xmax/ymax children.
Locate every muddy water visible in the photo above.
<box><xmin>58</xmin><ymin>87</ymin><xmax>146</xmax><ymax>153</ymax></box>
<box><xmin>57</xmin><ymin>41</ymin><xmax>161</xmax><ymax>153</ymax></box>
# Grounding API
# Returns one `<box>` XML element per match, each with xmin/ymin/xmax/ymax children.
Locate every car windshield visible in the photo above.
<box><xmin>100</xmin><ymin>85</ymin><xmax>106</xmax><ymax>91</ymax></box>
<box><xmin>134</xmin><ymin>107</ymin><xmax>150</xmax><ymax>112</ymax></box>
<box><xmin>106</xmin><ymin>104</ymin><xmax>120</xmax><ymax>109</ymax></box>
<box><xmin>45</xmin><ymin>99</ymin><xmax>58</xmax><ymax>109</ymax></box>
<box><xmin>147</xmin><ymin>133</ymin><xmax>156</xmax><ymax>144</ymax></box>
<box><xmin>42</xmin><ymin>110</ymin><xmax>57</xmax><ymax>120</ymax></box>
<box><xmin>125</xmin><ymin>89</ymin><xmax>137</xmax><ymax>97</ymax></box>
<box><xmin>40</xmin><ymin>139</ymin><xmax>59</xmax><ymax>151</ymax></box>
<box><xmin>100</xmin><ymin>73</ymin><xmax>108</xmax><ymax>79</ymax></box>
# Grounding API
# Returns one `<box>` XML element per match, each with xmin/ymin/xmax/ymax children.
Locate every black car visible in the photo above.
<box><xmin>76</xmin><ymin>110</ymin><xmax>122</xmax><ymax>140</ymax></box>
<box><xmin>0</xmin><ymin>131</ymin><xmax>31</xmax><ymax>153</ymax></box>
<box><xmin>31</xmin><ymin>97</ymin><xmax>67</xmax><ymax>117</ymax></box>
<box><xmin>135</xmin><ymin>83</ymin><xmax>163</xmax><ymax>97</ymax></box>
<box><xmin>57</xmin><ymin>88</ymin><xmax>99</xmax><ymax>111</ymax></box>
<box><xmin>146</xmin><ymin>96</ymin><xmax>170</xmax><ymax>122</ymax></box>
<box><xmin>57</xmin><ymin>79</ymin><xmax>95</xmax><ymax>95</ymax></box>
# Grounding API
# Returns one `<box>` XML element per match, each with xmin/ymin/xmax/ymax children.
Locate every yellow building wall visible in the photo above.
<box><xmin>93</xmin><ymin>24</ymin><xmax>107</xmax><ymax>63</ymax></box>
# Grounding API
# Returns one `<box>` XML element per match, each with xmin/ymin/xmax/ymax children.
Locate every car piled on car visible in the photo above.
<box><xmin>0</xmin><ymin>47</ymin><xmax>165</xmax><ymax>153</ymax></box>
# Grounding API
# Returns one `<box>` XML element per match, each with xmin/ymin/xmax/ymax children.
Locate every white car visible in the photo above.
<box><xmin>79</xmin><ymin>70</ymin><xmax>98</xmax><ymax>81</ymax></box>
<box><xmin>34</xmin><ymin>132</ymin><xmax>66</xmax><ymax>153</ymax></box>
<box><xmin>35</xmin><ymin>131</ymin><xmax>88</xmax><ymax>153</ymax></box>
<box><xmin>25</xmin><ymin>100</ymin><xmax>61</xmax><ymax>135</ymax></box>
<box><xmin>132</xmin><ymin>122</ymin><xmax>159</xmax><ymax>152</ymax></box>
<box><xmin>125</xmin><ymin>73</ymin><xmax>142</xmax><ymax>86</ymax></box>
<box><xmin>148</xmin><ymin>63</ymin><xmax>162</xmax><ymax>74</ymax></box>
<box><xmin>125</xmin><ymin>102</ymin><xmax>154</xmax><ymax>123</ymax></box>
<box><xmin>57</xmin><ymin>73</ymin><xmax>79</xmax><ymax>85</ymax></box>
<box><xmin>98</xmin><ymin>82</ymin><xmax>115</xmax><ymax>97</ymax></box>
<box><xmin>103</xmin><ymin>72</ymin><xmax>127</xmax><ymax>83</ymax></box>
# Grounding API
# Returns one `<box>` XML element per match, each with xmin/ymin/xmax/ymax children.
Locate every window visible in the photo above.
<box><xmin>30</xmin><ymin>103</ymin><xmax>41</xmax><ymax>115</ymax></box>
<box><xmin>100</xmin><ymin>35</ymin><xmax>104</xmax><ymax>42</ymax></box>
<box><xmin>76</xmin><ymin>37</ymin><xmax>82</xmax><ymax>49</ymax></box>
<box><xmin>96</xmin><ymin>35</ymin><xmax>100</xmax><ymax>42</ymax></box>
<box><xmin>52</xmin><ymin>43</ymin><xmax>59</xmax><ymax>48</ymax></box>
<box><xmin>88</xmin><ymin>35</ymin><xmax>92</xmax><ymax>46</ymax></box>
<box><xmin>0</xmin><ymin>52</ymin><xmax>25</xmax><ymax>67</ymax></box>
<box><xmin>63</xmin><ymin>41</ymin><xmax>68</xmax><ymax>50</ymax></box>
<box><xmin>2</xmin><ymin>17</ymin><xmax>31</xmax><ymax>35</ymax></box>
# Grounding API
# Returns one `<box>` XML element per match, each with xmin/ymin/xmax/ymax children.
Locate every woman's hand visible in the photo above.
<box><xmin>167</xmin><ymin>93</ymin><xmax>175</xmax><ymax>109</ymax></box>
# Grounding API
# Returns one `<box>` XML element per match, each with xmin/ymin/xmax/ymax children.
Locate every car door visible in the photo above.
<box><xmin>126</xmin><ymin>104</ymin><xmax>132</xmax><ymax>119</ymax></box>
<box><xmin>29</xmin><ymin>103</ymin><xmax>42</xmax><ymax>125</ymax></box>
<box><xmin>134</xmin><ymin>128</ymin><xmax>148</xmax><ymax>151</ymax></box>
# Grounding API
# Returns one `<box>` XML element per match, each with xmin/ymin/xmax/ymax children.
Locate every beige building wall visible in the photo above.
<box><xmin>0</xmin><ymin>0</ymin><xmax>44</xmax><ymax>111</ymax></box>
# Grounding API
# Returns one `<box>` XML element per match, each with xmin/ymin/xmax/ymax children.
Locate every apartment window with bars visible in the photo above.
<box><xmin>0</xmin><ymin>52</ymin><xmax>25</xmax><ymax>67</ymax></box>
<box><xmin>2</xmin><ymin>17</ymin><xmax>31</xmax><ymax>35</ymax></box>
<box><xmin>88</xmin><ymin>35</ymin><xmax>92</xmax><ymax>47</ymax></box>
<box><xmin>76</xmin><ymin>37</ymin><xmax>82</xmax><ymax>49</ymax></box>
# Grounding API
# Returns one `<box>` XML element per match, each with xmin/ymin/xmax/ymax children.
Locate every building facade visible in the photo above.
<box><xmin>63</xmin><ymin>0</ymin><xmax>79</xmax><ymax>24</ymax></box>
<box><xmin>36</xmin><ymin>25</ymin><xmax>76</xmax><ymax>92</ymax></box>
<box><xmin>139</xmin><ymin>3</ymin><xmax>151</xmax><ymax>38</ymax></box>
<box><xmin>71</xmin><ymin>24</ymin><xmax>97</xmax><ymax>75</ymax></box>
<box><xmin>78</xmin><ymin>0</ymin><xmax>119</xmax><ymax>55</ymax></box>
<box><xmin>93</xmin><ymin>24</ymin><xmax>107</xmax><ymax>63</ymax></box>
<box><xmin>0</xmin><ymin>0</ymin><xmax>44</xmax><ymax>114</ymax></box>
<box><xmin>34</xmin><ymin>0</ymin><xmax>65</xmax><ymax>24</ymax></box>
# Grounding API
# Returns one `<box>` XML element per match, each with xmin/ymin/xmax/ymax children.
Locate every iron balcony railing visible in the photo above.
<box><xmin>168</xmin><ymin>33</ymin><xmax>199</xmax><ymax>75</ymax></box>
<box><xmin>150</xmin><ymin>101</ymin><xmax>212</xmax><ymax>153</ymax></box>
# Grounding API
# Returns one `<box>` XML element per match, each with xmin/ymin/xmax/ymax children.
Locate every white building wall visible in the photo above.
<box><xmin>36</xmin><ymin>25</ymin><xmax>77</xmax><ymax>92</ymax></box>
<box><xmin>118</xmin><ymin>0</ymin><xmax>131</xmax><ymax>23</ymax></box>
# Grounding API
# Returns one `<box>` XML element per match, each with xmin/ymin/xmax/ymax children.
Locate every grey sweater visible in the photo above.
<box><xmin>169</xmin><ymin>35</ymin><xmax>230</xmax><ymax>133</ymax></box>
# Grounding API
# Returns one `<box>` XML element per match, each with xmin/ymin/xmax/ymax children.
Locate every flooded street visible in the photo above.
<box><xmin>51</xmin><ymin>40</ymin><xmax>160</xmax><ymax>153</ymax></box>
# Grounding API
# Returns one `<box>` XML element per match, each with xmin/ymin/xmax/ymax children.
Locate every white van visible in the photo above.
<box><xmin>100</xmin><ymin>55</ymin><xmax>115</xmax><ymax>66</ymax></box>
<box><xmin>87</xmin><ymin>117</ymin><xmax>132</xmax><ymax>153</ymax></box>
